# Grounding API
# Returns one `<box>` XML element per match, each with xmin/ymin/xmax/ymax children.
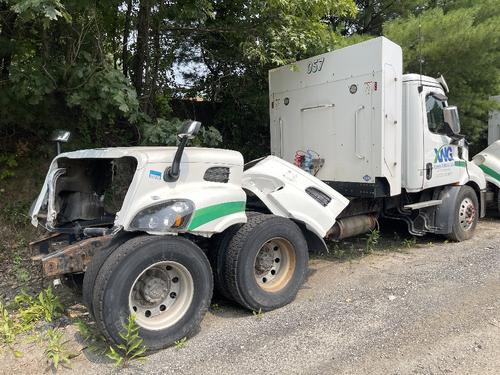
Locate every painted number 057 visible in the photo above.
<box><xmin>307</xmin><ymin>58</ymin><xmax>325</xmax><ymax>74</ymax></box>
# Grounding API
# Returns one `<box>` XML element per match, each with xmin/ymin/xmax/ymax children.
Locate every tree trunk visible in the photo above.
<box><xmin>121</xmin><ymin>0</ymin><xmax>133</xmax><ymax>76</ymax></box>
<box><xmin>0</xmin><ymin>4</ymin><xmax>17</xmax><ymax>82</ymax></box>
<box><xmin>132</xmin><ymin>0</ymin><xmax>151</xmax><ymax>98</ymax></box>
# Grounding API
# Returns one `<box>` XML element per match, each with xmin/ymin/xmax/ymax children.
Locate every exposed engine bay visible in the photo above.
<box><xmin>39</xmin><ymin>157</ymin><xmax>137</xmax><ymax>232</ymax></box>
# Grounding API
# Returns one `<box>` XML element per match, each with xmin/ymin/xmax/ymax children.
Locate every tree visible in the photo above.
<box><xmin>383</xmin><ymin>0</ymin><xmax>500</xmax><ymax>150</ymax></box>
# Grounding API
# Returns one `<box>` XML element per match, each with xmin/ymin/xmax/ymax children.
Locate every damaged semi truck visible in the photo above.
<box><xmin>29</xmin><ymin>37</ymin><xmax>486</xmax><ymax>350</ymax></box>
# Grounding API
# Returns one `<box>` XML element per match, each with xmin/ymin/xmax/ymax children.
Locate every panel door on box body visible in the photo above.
<box><xmin>270</xmin><ymin>77</ymin><xmax>374</xmax><ymax>184</ymax></box>
<box><xmin>271</xmin><ymin>88</ymin><xmax>337</xmax><ymax>166</ymax></box>
<box><xmin>422</xmin><ymin>88</ymin><xmax>465</xmax><ymax>189</ymax></box>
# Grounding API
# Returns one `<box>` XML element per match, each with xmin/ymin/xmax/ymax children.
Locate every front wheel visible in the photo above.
<box><xmin>91</xmin><ymin>236</ymin><xmax>213</xmax><ymax>350</ymax></box>
<box><xmin>223</xmin><ymin>214</ymin><xmax>308</xmax><ymax>311</ymax></box>
<box><xmin>447</xmin><ymin>185</ymin><xmax>479</xmax><ymax>242</ymax></box>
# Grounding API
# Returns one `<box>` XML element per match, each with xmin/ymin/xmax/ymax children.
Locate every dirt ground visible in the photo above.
<box><xmin>0</xmin><ymin>218</ymin><xmax>499</xmax><ymax>374</ymax></box>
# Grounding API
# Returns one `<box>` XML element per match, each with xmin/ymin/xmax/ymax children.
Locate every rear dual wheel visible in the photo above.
<box><xmin>89</xmin><ymin>236</ymin><xmax>212</xmax><ymax>351</ymax></box>
<box><xmin>222</xmin><ymin>214</ymin><xmax>309</xmax><ymax>311</ymax></box>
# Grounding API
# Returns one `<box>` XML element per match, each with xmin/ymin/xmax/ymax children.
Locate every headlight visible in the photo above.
<box><xmin>130</xmin><ymin>200</ymin><xmax>194</xmax><ymax>232</ymax></box>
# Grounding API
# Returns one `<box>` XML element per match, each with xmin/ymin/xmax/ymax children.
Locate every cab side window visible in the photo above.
<box><xmin>426</xmin><ymin>95</ymin><xmax>447</xmax><ymax>134</ymax></box>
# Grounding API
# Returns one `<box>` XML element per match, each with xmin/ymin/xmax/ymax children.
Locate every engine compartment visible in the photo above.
<box><xmin>49</xmin><ymin>157</ymin><xmax>137</xmax><ymax>231</ymax></box>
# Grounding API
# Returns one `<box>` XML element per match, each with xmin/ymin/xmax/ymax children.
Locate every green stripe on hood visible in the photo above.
<box><xmin>188</xmin><ymin>201</ymin><xmax>245</xmax><ymax>230</ymax></box>
<box><xmin>479</xmin><ymin>164</ymin><xmax>500</xmax><ymax>182</ymax></box>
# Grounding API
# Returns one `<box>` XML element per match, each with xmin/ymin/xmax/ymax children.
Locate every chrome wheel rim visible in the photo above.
<box><xmin>459</xmin><ymin>197</ymin><xmax>476</xmax><ymax>231</ymax></box>
<box><xmin>129</xmin><ymin>261</ymin><xmax>194</xmax><ymax>331</ymax></box>
<box><xmin>254</xmin><ymin>237</ymin><xmax>296</xmax><ymax>292</ymax></box>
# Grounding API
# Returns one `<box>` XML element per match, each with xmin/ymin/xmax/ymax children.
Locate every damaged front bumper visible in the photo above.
<box><xmin>30</xmin><ymin>234</ymin><xmax>112</xmax><ymax>277</ymax></box>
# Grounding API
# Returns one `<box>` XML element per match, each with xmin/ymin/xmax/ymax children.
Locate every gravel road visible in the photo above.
<box><xmin>35</xmin><ymin>220</ymin><xmax>500</xmax><ymax>374</ymax></box>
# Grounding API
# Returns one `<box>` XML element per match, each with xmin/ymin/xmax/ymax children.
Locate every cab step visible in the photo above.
<box><xmin>404</xmin><ymin>200</ymin><xmax>442</xmax><ymax>210</ymax></box>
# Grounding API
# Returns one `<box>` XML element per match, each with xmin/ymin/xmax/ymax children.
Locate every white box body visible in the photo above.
<box><xmin>269</xmin><ymin>37</ymin><xmax>402</xmax><ymax>197</ymax></box>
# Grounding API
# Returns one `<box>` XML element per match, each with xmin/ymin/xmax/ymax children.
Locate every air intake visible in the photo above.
<box><xmin>204</xmin><ymin>167</ymin><xmax>230</xmax><ymax>183</ymax></box>
<box><xmin>305</xmin><ymin>187</ymin><xmax>331</xmax><ymax>207</ymax></box>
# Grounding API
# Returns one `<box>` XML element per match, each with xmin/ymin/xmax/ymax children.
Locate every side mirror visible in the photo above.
<box><xmin>178</xmin><ymin>120</ymin><xmax>201</xmax><ymax>139</ymax></box>
<box><xmin>51</xmin><ymin>130</ymin><xmax>71</xmax><ymax>155</ymax></box>
<box><xmin>164</xmin><ymin>120</ymin><xmax>203</xmax><ymax>182</ymax></box>
<box><xmin>443</xmin><ymin>106</ymin><xmax>460</xmax><ymax>135</ymax></box>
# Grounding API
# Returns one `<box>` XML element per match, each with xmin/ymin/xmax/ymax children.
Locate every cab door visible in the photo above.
<box><xmin>422</xmin><ymin>89</ymin><xmax>465</xmax><ymax>189</ymax></box>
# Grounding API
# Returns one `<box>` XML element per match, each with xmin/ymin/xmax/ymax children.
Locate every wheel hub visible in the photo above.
<box><xmin>129</xmin><ymin>261</ymin><xmax>194</xmax><ymax>331</ymax></box>
<box><xmin>253</xmin><ymin>238</ymin><xmax>296</xmax><ymax>292</ymax></box>
<box><xmin>459</xmin><ymin>197</ymin><xmax>476</xmax><ymax>231</ymax></box>
<box><xmin>255</xmin><ymin>246</ymin><xmax>275</xmax><ymax>275</ymax></box>
<box><xmin>141</xmin><ymin>276</ymin><xmax>169</xmax><ymax>304</ymax></box>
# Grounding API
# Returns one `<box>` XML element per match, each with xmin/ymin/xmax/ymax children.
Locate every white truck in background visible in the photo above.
<box><xmin>268</xmin><ymin>36</ymin><xmax>486</xmax><ymax>241</ymax></box>
<box><xmin>28</xmin><ymin>36</ymin><xmax>486</xmax><ymax>351</ymax></box>
<box><xmin>472</xmin><ymin>95</ymin><xmax>500</xmax><ymax>213</ymax></box>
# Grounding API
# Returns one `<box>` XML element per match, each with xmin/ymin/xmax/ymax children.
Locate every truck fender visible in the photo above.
<box><xmin>434</xmin><ymin>186</ymin><xmax>461</xmax><ymax>234</ymax></box>
<box><xmin>242</xmin><ymin>156</ymin><xmax>349</xmax><ymax>238</ymax></box>
<box><xmin>472</xmin><ymin>140</ymin><xmax>500</xmax><ymax>190</ymax></box>
<box><xmin>295</xmin><ymin>221</ymin><xmax>329</xmax><ymax>253</ymax></box>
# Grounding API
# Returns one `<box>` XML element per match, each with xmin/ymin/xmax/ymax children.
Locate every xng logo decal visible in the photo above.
<box><xmin>434</xmin><ymin>146</ymin><xmax>454</xmax><ymax>163</ymax></box>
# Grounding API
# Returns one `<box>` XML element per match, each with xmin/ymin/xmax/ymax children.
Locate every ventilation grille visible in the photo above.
<box><xmin>305</xmin><ymin>187</ymin><xmax>331</xmax><ymax>207</ymax></box>
<box><xmin>204</xmin><ymin>167</ymin><xmax>230</xmax><ymax>183</ymax></box>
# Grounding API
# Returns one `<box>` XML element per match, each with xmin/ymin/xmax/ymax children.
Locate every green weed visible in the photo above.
<box><xmin>106</xmin><ymin>314</ymin><xmax>147</xmax><ymax>367</ymax></box>
<box><xmin>402</xmin><ymin>237</ymin><xmax>417</xmax><ymax>248</ymax></box>
<box><xmin>44</xmin><ymin>328</ymin><xmax>75</xmax><ymax>370</ymax></box>
<box><xmin>15</xmin><ymin>287</ymin><xmax>64</xmax><ymax>329</ymax></box>
<box><xmin>252</xmin><ymin>308</ymin><xmax>264</xmax><ymax>320</ymax></box>
<box><xmin>365</xmin><ymin>229</ymin><xmax>380</xmax><ymax>252</ymax></box>
<box><xmin>174</xmin><ymin>337</ymin><xmax>188</xmax><ymax>350</ymax></box>
<box><xmin>0</xmin><ymin>301</ymin><xmax>18</xmax><ymax>346</ymax></box>
<box><xmin>11</xmin><ymin>254</ymin><xmax>30</xmax><ymax>283</ymax></box>
<box><xmin>210</xmin><ymin>303</ymin><xmax>224</xmax><ymax>313</ymax></box>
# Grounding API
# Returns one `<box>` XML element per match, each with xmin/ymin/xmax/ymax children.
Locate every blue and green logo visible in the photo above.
<box><xmin>434</xmin><ymin>146</ymin><xmax>454</xmax><ymax>163</ymax></box>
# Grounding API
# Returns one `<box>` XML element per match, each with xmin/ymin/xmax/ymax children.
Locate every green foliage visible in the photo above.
<box><xmin>44</xmin><ymin>327</ymin><xmax>74</xmax><ymax>370</ymax></box>
<box><xmin>402</xmin><ymin>237</ymin><xmax>417</xmax><ymax>249</ymax></box>
<box><xmin>0</xmin><ymin>153</ymin><xmax>18</xmax><ymax>180</ymax></box>
<box><xmin>142</xmin><ymin>118</ymin><xmax>222</xmax><ymax>147</ymax></box>
<box><xmin>0</xmin><ymin>301</ymin><xmax>18</xmax><ymax>346</ymax></box>
<box><xmin>252</xmin><ymin>308</ymin><xmax>264</xmax><ymax>320</ymax></box>
<box><xmin>14</xmin><ymin>287</ymin><xmax>64</xmax><ymax>329</ymax></box>
<box><xmin>11</xmin><ymin>253</ymin><xmax>30</xmax><ymax>283</ymax></box>
<box><xmin>1</xmin><ymin>0</ymin><xmax>497</xmax><ymax>167</ymax></box>
<box><xmin>365</xmin><ymin>228</ymin><xmax>380</xmax><ymax>252</ymax></box>
<box><xmin>174</xmin><ymin>337</ymin><xmax>187</xmax><ymax>350</ymax></box>
<box><xmin>106</xmin><ymin>314</ymin><xmax>146</xmax><ymax>368</ymax></box>
<box><xmin>384</xmin><ymin>0</ymin><xmax>500</xmax><ymax>150</ymax></box>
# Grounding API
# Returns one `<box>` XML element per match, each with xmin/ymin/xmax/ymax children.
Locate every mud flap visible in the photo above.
<box><xmin>434</xmin><ymin>185</ymin><xmax>461</xmax><ymax>234</ymax></box>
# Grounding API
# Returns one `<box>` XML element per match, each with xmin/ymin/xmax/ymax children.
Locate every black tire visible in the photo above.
<box><xmin>497</xmin><ymin>187</ymin><xmax>500</xmax><ymax>215</ymax></box>
<box><xmin>207</xmin><ymin>212</ymin><xmax>262</xmax><ymax>300</ymax></box>
<box><xmin>92</xmin><ymin>235</ymin><xmax>213</xmax><ymax>351</ymax></box>
<box><xmin>446</xmin><ymin>185</ymin><xmax>479</xmax><ymax>242</ymax></box>
<box><xmin>82</xmin><ymin>232</ymin><xmax>135</xmax><ymax>317</ymax></box>
<box><xmin>207</xmin><ymin>225</ymin><xmax>242</xmax><ymax>300</ymax></box>
<box><xmin>223</xmin><ymin>214</ymin><xmax>308</xmax><ymax>311</ymax></box>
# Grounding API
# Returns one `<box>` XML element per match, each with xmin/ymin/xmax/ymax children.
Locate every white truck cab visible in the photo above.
<box><xmin>402</xmin><ymin>74</ymin><xmax>484</xmax><ymax>192</ymax></box>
